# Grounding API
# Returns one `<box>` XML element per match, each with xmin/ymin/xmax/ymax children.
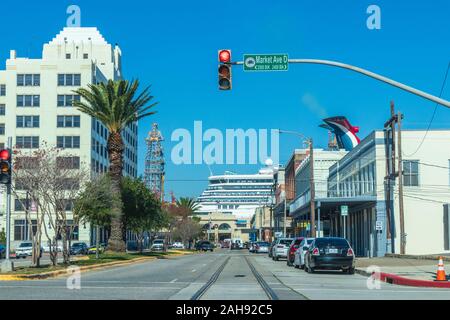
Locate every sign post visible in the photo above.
<box><xmin>341</xmin><ymin>205</ymin><xmax>348</xmax><ymax>239</ymax></box>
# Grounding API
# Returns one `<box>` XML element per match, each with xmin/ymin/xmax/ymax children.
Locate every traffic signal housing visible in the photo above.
<box><xmin>0</xmin><ymin>149</ymin><xmax>12</xmax><ymax>185</ymax></box>
<box><xmin>218</xmin><ymin>49</ymin><xmax>232</xmax><ymax>90</ymax></box>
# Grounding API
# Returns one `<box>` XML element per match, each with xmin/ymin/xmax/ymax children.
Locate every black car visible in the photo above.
<box><xmin>70</xmin><ymin>242</ymin><xmax>89</xmax><ymax>255</ymax></box>
<box><xmin>231</xmin><ymin>242</ymin><xmax>241</xmax><ymax>250</ymax></box>
<box><xmin>195</xmin><ymin>241</ymin><xmax>214</xmax><ymax>252</ymax></box>
<box><xmin>304</xmin><ymin>237</ymin><xmax>355</xmax><ymax>274</ymax></box>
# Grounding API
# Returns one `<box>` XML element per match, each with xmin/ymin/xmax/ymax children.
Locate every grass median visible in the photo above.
<box><xmin>3</xmin><ymin>249</ymin><xmax>195</xmax><ymax>276</ymax></box>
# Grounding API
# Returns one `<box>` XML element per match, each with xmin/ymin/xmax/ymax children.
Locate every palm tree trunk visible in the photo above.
<box><xmin>107</xmin><ymin>132</ymin><xmax>126</xmax><ymax>252</ymax></box>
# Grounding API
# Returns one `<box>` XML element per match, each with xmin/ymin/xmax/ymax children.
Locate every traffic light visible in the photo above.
<box><xmin>0</xmin><ymin>149</ymin><xmax>12</xmax><ymax>185</ymax></box>
<box><xmin>218</xmin><ymin>49</ymin><xmax>232</xmax><ymax>90</ymax></box>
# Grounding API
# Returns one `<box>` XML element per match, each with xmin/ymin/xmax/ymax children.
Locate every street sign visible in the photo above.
<box><xmin>341</xmin><ymin>205</ymin><xmax>348</xmax><ymax>216</ymax></box>
<box><xmin>243</xmin><ymin>54</ymin><xmax>289</xmax><ymax>72</ymax></box>
<box><xmin>376</xmin><ymin>221</ymin><xmax>383</xmax><ymax>231</ymax></box>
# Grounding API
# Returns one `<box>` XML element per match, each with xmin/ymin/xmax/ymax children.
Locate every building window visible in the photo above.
<box><xmin>17</xmin><ymin>95</ymin><xmax>40</xmax><ymax>107</ymax></box>
<box><xmin>14</xmin><ymin>219</ymin><xmax>37</xmax><ymax>241</ymax></box>
<box><xmin>16</xmin><ymin>136</ymin><xmax>39</xmax><ymax>149</ymax></box>
<box><xmin>17</xmin><ymin>116</ymin><xmax>40</xmax><ymax>128</ymax></box>
<box><xmin>56</xmin><ymin>157</ymin><xmax>80</xmax><ymax>169</ymax></box>
<box><xmin>57</xmin><ymin>95</ymin><xmax>80</xmax><ymax>107</ymax></box>
<box><xmin>0</xmin><ymin>85</ymin><xmax>5</xmax><ymax>96</ymax></box>
<box><xmin>66</xmin><ymin>53</ymin><xmax>71</xmax><ymax>59</ymax></box>
<box><xmin>403</xmin><ymin>160</ymin><xmax>419</xmax><ymax>187</ymax></box>
<box><xmin>17</xmin><ymin>74</ymin><xmax>40</xmax><ymax>86</ymax></box>
<box><xmin>57</xmin><ymin>136</ymin><xmax>80</xmax><ymax>149</ymax></box>
<box><xmin>57</xmin><ymin>115</ymin><xmax>80</xmax><ymax>128</ymax></box>
<box><xmin>58</xmin><ymin>74</ymin><xmax>81</xmax><ymax>86</ymax></box>
<box><xmin>0</xmin><ymin>124</ymin><xmax>4</xmax><ymax>135</ymax></box>
<box><xmin>0</xmin><ymin>104</ymin><xmax>5</xmax><ymax>116</ymax></box>
<box><xmin>83</xmin><ymin>53</ymin><xmax>89</xmax><ymax>59</ymax></box>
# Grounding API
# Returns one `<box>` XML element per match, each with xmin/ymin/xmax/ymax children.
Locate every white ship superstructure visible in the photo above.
<box><xmin>196</xmin><ymin>165</ymin><xmax>275</xmax><ymax>221</ymax></box>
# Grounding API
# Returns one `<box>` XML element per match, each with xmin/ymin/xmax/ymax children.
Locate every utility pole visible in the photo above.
<box><xmin>309</xmin><ymin>138</ymin><xmax>316</xmax><ymax>238</ymax></box>
<box><xmin>397</xmin><ymin>111</ymin><xmax>406</xmax><ymax>254</ymax></box>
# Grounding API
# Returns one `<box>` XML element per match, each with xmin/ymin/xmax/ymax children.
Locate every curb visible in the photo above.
<box><xmin>356</xmin><ymin>268</ymin><xmax>450</xmax><ymax>288</ymax></box>
<box><xmin>385</xmin><ymin>253</ymin><xmax>450</xmax><ymax>262</ymax></box>
<box><xmin>0</xmin><ymin>251</ymin><xmax>195</xmax><ymax>281</ymax></box>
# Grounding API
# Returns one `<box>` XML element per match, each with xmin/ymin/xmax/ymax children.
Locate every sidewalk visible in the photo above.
<box><xmin>355</xmin><ymin>256</ymin><xmax>450</xmax><ymax>287</ymax></box>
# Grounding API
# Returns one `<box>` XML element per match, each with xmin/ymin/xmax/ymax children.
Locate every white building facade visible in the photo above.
<box><xmin>0</xmin><ymin>27</ymin><xmax>138</xmax><ymax>249</ymax></box>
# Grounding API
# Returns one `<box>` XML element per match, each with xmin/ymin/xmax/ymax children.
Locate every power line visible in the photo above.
<box><xmin>403</xmin><ymin>62</ymin><xmax>450</xmax><ymax>157</ymax></box>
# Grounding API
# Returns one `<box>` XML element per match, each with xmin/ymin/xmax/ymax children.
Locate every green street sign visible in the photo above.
<box><xmin>243</xmin><ymin>54</ymin><xmax>289</xmax><ymax>72</ymax></box>
<box><xmin>341</xmin><ymin>205</ymin><xmax>348</xmax><ymax>216</ymax></box>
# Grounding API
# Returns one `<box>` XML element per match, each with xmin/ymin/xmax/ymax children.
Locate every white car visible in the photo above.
<box><xmin>151</xmin><ymin>239</ymin><xmax>165</xmax><ymax>251</ymax></box>
<box><xmin>172</xmin><ymin>242</ymin><xmax>185</xmax><ymax>249</ymax></box>
<box><xmin>42</xmin><ymin>243</ymin><xmax>63</xmax><ymax>253</ymax></box>
<box><xmin>271</xmin><ymin>238</ymin><xmax>294</xmax><ymax>261</ymax></box>
<box><xmin>254</xmin><ymin>241</ymin><xmax>270</xmax><ymax>253</ymax></box>
<box><xmin>293</xmin><ymin>238</ymin><xmax>315</xmax><ymax>269</ymax></box>
<box><xmin>15</xmin><ymin>242</ymin><xmax>43</xmax><ymax>259</ymax></box>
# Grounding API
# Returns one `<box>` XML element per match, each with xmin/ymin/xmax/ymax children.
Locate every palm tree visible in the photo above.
<box><xmin>176</xmin><ymin>197</ymin><xmax>200</xmax><ymax>219</ymax></box>
<box><xmin>73</xmin><ymin>79</ymin><xmax>158</xmax><ymax>252</ymax></box>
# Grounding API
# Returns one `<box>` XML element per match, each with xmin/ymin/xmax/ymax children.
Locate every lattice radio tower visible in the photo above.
<box><xmin>144</xmin><ymin>123</ymin><xmax>165</xmax><ymax>201</ymax></box>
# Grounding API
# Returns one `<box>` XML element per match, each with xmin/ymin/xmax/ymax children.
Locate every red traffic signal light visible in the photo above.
<box><xmin>218</xmin><ymin>49</ymin><xmax>231</xmax><ymax>63</ymax></box>
<box><xmin>218</xmin><ymin>49</ymin><xmax>232</xmax><ymax>90</ymax></box>
<box><xmin>0</xmin><ymin>149</ymin><xmax>11</xmax><ymax>185</ymax></box>
<box><xmin>0</xmin><ymin>149</ymin><xmax>10</xmax><ymax>161</ymax></box>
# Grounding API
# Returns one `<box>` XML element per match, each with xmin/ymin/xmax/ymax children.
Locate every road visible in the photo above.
<box><xmin>1</xmin><ymin>249</ymin><xmax>450</xmax><ymax>300</ymax></box>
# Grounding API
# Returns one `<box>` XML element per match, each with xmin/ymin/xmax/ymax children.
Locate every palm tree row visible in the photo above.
<box><xmin>73</xmin><ymin>79</ymin><xmax>158</xmax><ymax>252</ymax></box>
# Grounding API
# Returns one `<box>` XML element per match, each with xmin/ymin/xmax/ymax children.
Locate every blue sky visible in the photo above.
<box><xmin>1</xmin><ymin>1</ymin><xmax>449</xmax><ymax>199</ymax></box>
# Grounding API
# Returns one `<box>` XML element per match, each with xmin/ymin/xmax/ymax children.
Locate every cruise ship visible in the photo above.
<box><xmin>196</xmin><ymin>161</ymin><xmax>276</xmax><ymax>221</ymax></box>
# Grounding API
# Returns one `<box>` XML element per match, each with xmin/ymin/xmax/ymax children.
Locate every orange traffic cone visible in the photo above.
<box><xmin>435</xmin><ymin>256</ymin><xmax>447</xmax><ymax>281</ymax></box>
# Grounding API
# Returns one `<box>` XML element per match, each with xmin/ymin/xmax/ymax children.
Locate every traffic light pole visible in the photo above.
<box><xmin>231</xmin><ymin>58</ymin><xmax>450</xmax><ymax>108</ymax></box>
<box><xmin>1</xmin><ymin>137</ymin><xmax>13</xmax><ymax>272</ymax></box>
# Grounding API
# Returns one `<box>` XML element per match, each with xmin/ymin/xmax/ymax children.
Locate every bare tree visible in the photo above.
<box><xmin>13</xmin><ymin>146</ymin><xmax>89</xmax><ymax>266</ymax></box>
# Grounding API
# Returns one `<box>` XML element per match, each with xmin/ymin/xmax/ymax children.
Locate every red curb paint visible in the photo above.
<box><xmin>373</xmin><ymin>272</ymin><xmax>450</xmax><ymax>288</ymax></box>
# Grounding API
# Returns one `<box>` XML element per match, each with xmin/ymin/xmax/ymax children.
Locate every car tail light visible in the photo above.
<box><xmin>312</xmin><ymin>248</ymin><xmax>320</xmax><ymax>256</ymax></box>
<box><xmin>255</xmin><ymin>245</ymin><xmax>260</xmax><ymax>250</ymax></box>
<box><xmin>347</xmin><ymin>248</ymin><xmax>354</xmax><ymax>257</ymax></box>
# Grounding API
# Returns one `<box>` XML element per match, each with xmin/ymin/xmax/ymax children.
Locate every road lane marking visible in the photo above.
<box><xmin>170</xmin><ymin>279</ymin><xmax>178</xmax><ymax>283</ymax></box>
<box><xmin>191</xmin><ymin>269</ymin><xmax>196</xmax><ymax>273</ymax></box>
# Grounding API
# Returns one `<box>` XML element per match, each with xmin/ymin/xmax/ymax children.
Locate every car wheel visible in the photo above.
<box><xmin>347</xmin><ymin>267</ymin><xmax>355</xmax><ymax>275</ymax></box>
<box><xmin>300</xmin><ymin>264</ymin><xmax>305</xmax><ymax>270</ymax></box>
<box><xmin>275</xmin><ymin>256</ymin><xmax>279</xmax><ymax>261</ymax></box>
<box><xmin>294</xmin><ymin>263</ymin><xmax>299</xmax><ymax>269</ymax></box>
<box><xmin>308</xmin><ymin>266</ymin><xmax>315</xmax><ymax>274</ymax></box>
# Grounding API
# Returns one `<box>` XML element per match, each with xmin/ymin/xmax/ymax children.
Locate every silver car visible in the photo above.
<box><xmin>254</xmin><ymin>241</ymin><xmax>270</xmax><ymax>253</ymax></box>
<box><xmin>271</xmin><ymin>238</ymin><xmax>294</xmax><ymax>261</ymax></box>
<box><xmin>293</xmin><ymin>238</ymin><xmax>315</xmax><ymax>269</ymax></box>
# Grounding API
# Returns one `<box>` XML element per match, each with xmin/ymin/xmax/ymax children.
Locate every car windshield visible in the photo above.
<box><xmin>153</xmin><ymin>240</ymin><xmax>164</xmax><ymax>244</ymax></box>
<box><xmin>279</xmin><ymin>239</ymin><xmax>294</xmax><ymax>245</ymax></box>
<box><xmin>19</xmin><ymin>243</ymin><xmax>32</xmax><ymax>247</ymax></box>
<box><xmin>315</xmin><ymin>238</ymin><xmax>349</xmax><ymax>248</ymax></box>
<box><xmin>257</xmin><ymin>242</ymin><xmax>269</xmax><ymax>246</ymax></box>
<box><xmin>72</xmin><ymin>243</ymin><xmax>84</xmax><ymax>247</ymax></box>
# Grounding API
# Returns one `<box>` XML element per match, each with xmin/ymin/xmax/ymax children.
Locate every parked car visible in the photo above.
<box><xmin>88</xmin><ymin>243</ymin><xmax>106</xmax><ymax>255</ymax></box>
<box><xmin>151</xmin><ymin>239</ymin><xmax>165</xmax><ymax>251</ymax></box>
<box><xmin>293</xmin><ymin>237</ymin><xmax>315</xmax><ymax>269</ymax></box>
<box><xmin>231</xmin><ymin>242</ymin><xmax>241</xmax><ymax>250</ymax></box>
<box><xmin>287</xmin><ymin>237</ymin><xmax>304</xmax><ymax>266</ymax></box>
<box><xmin>15</xmin><ymin>242</ymin><xmax>42</xmax><ymax>259</ymax></box>
<box><xmin>42</xmin><ymin>243</ymin><xmax>63</xmax><ymax>253</ymax></box>
<box><xmin>221</xmin><ymin>240</ymin><xmax>231</xmax><ymax>249</ymax></box>
<box><xmin>70</xmin><ymin>242</ymin><xmax>89</xmax><ymax>255</ymax></box>
<box><xmin>253</xmin><ymin>241</ymin><xmax>270</xmax><ymax>254</ymax></box>
<box><xmin>195</xmin><ymin>240</ymin><xmax>214</xmax><ymax>252</ymax></box>
<box><xmin>304</xmin><ymin>237</ymin><xmax>355</xmax><ymax>274</ymax></box>
<box><xmin>248</xmin><ymin>242</ymin><xmax>256</xmax><ymax>252</ymax></box>
<box><xmin>268</xmin><ymin>241</ymin><xmax>276</xmax><ymax>258</ymax></box>
<box><xmin>172</xmin><ymin>242</ymin><xmax>185</xmax><ymax>249</ymax></box>
<box><xmin>271</xmin><ymin>238</ymin><xmax>294</xmax><ymax>261</ymax></box>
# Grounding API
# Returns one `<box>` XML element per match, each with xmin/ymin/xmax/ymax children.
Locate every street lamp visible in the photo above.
<box><xmin>277</xmin><ymin>129</ymin><xmax>316</xmax><ymax>238</ymax></box>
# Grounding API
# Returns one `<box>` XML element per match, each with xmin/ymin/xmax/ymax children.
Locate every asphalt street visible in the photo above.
<box><xmin>1</xmin><ymin>249</ymin><xmax>450</xmax><ymax>300</ymax></box>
